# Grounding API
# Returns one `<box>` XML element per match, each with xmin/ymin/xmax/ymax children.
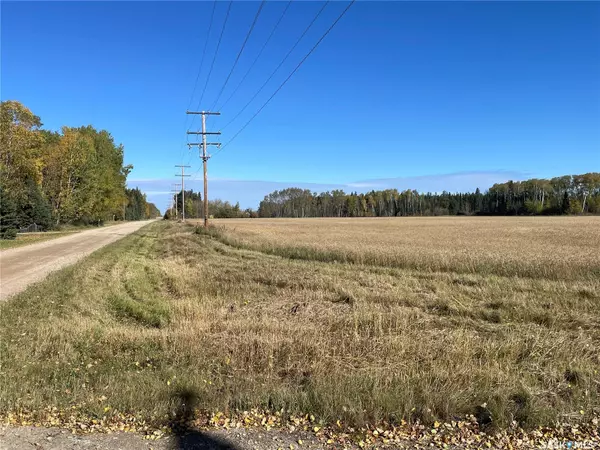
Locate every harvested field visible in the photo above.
<box><xmin>211</xmin><ymin>216</ymin><xmax>600</xmax><ymax>280</ymax></box>
<box><xmin>1</xmin><ymin>218</ymin><xmax>599</xmax><ymax>442</ymax></box>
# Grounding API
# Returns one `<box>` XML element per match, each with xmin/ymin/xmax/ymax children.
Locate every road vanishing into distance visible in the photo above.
<box><xmin>0</xmin><ymin>220</ymin><xmax>155</xmax><ymax>301</ymax></box>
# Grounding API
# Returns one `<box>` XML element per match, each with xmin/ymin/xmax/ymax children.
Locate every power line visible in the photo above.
<box><xmin>187</xmin><ymin>126</ymin><xmax>221</xmax><ymax>180</ymax></box>
<box><xmin>215</xmin><ymin>0</ymin><xmax>355</xmax><ymax>155</ymax></box>
<box><xmin>175</xmin><ymin>165</ymin><xmax>191</xmax><ymax>222</ymax></box>
<box><xmin>208</xmin><ymin>0</ymin><xmax>266</xmax><ymax>113</ymax></box>
<box><xmin>184</xmin><ymin>1</ymin><xmax>229</xmax><ymax>168</ymax></box>
<box><xmin>186</xmin><ymin>111</ymin><xmax>221</xmax><ymax>228</ymax></box>
<box><xmin>220</xmin><ymin>1</ymin><xmax>330</xmax><ymax>131</ymax></box>
<box><xmin>180</xmin><ymin>1</ymin><xmax>217</xmax><ymax>165</ymax></box>
<box><xmin>216</xmin><ymin>0</ymin><xmax>293</xmax><ymax>113</ymax></box>
<box><xmin>186</xmin><ymin>0</ymin><xmax>217</xmax><ymax>114</ymax></box>
<box><xmin>171</xmin><ymin>183</ymin><xmax>181</xmax><ymax>219</ymax></box>
<box><xmin>195</xmin><ymin>0</ymin><xmax>233</xmax><ymax>114</ymax></box>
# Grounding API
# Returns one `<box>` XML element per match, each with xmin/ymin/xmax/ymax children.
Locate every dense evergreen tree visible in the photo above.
<box><xmin>0</xmin><ymin>186</ymin><xmax>18</xmax><ymax>239</ymax></box>
<box><xmin>147</xmin><ymin>202</ymin><xmax>160</xmax><ymax>218</ymax></box>
<box><xmin>17</xmin><ymin>177</ymin><xmax>52</xmax><ymax>229</ymax></box>
<box><xmin>124</xmin><ymin>188</ymin><xmax>159</xmax><ymax>221</ymax></box>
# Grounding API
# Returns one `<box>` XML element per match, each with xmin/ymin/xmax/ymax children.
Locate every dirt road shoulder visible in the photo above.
<box><xmin>0</xmin><ymin>220</ymin><xmax>156</xmax><ymax>301</ymax></box>
<box><xmin>0</xmin><ymin>425</ymin><xmax>332</xmax><ymax>450</ymax></box>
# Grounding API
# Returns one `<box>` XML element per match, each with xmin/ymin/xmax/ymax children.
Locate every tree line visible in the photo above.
<box><xmin>164</xmin><ymin>189</ymin><xmax>257</xmax><ymax>220</ymax></box>
<box><xmin>0</xmin><ymin>100</ymin><xmax>158</xmax><ymax>239</ymax></box>
<box><xmin>257</xmin><ymin>173</ymin><xmax>600</xmax><ymax>218</ymax></box>
<box><xmin>125</xmin><ymin>187</ymin><xmax>161</xmax><ymax>221</ymax></box>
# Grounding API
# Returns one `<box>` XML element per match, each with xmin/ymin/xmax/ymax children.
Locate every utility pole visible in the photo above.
<box><xmin>166</xmin><ymin>199</ymin><xmax>173</xmax><ymax>220</ymax></box>
<box><xmin>175</xmin><ymin>165</ymin><xmax>191</xmax><ymax>222</ymax></box>
<box><xmin>171</xmin><ymin>183</ymin><xmax>181</xmax><ymax>220</ymax></box>
<box><xmin>186</xmin><ymin>110</ymin><xmax>221</xmax><ymax>227</ymax></box>
<box><xmin>170</xmin><ymin>190</ymin><xmax>177</xmax><ymax>219</ymax></box>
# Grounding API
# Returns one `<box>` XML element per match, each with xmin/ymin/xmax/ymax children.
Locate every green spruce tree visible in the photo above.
<box><xmin>0</xmin><ymin>186</ymin><xmax>18</xmax><ymax>239</ymax></box>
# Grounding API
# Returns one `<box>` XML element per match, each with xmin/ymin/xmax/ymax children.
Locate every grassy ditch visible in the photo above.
<box><xmin>1</xmin><ymin>220</ymin><xmax>598</xmax><ymax>431</ymax></box>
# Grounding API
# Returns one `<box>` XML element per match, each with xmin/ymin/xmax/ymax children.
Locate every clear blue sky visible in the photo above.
<box><xmin>2</xmin><ymin>1</ymin><xmax>599</xmax><ymax>210</ymax></box>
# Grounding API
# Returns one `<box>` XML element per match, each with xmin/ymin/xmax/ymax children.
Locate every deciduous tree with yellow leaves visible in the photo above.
<box><xmin>0</xmin><ymin>101</ymin><xmax>158</xmax><ymax>237</ymax></box>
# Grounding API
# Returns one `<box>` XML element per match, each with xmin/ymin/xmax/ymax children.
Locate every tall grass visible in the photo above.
<box><xmin>1</xmin><ymin>219</ymin><xmax>599</xmax><ymax>431</ymax></box>
<box><xmin>209</xmin><ymin>216</ymin><xmax>600</xmax><ymax>281</ymax></box>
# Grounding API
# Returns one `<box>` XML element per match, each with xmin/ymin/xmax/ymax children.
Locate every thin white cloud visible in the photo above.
<box><xmin>129</xmin><ymin>170</ymin><xmax>530</xmax><ymax>210</ymax></box>
<box><xmin>127</xmin><ymin>178</ymin><xmax>169</xmax><ymax>183</ymax></box>
<box><xmin>347</xmin><ymin>170</ymin><xmax>529</xmax><ymax>193</ymax></box>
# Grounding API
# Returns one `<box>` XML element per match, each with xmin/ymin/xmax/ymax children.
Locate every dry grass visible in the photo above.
<box><xmin>0</xmin><ymin>222</ymin><xmax>125</xmax><ymax>250</ymax></box>
<box><xmin>1</xmin><ymin>218</ymin><xmax>599</xmax><ymax>431</ymax></box>
<box><xmin>0</xmin><ymin>231</ymin><xmax>76</xmax><ymax>250</ymax></box>
<box><xmin>211</xmin><ymin>217</ymin><xmax>600</xmax><ymax>280</ymax></box>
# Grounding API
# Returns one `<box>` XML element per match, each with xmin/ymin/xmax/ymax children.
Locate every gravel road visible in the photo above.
<box><xmin>0</xmin><ymin>426</ymin><xmax>334</xmax><ymax>450</ymax></box>
<box><xmin>0</xmin><ymin>220</ymin><xmax>156</xmax><ymax>301</ymax></box>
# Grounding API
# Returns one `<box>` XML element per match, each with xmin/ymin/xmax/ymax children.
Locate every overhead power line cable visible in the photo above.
<box><xmin>187</xmin><ymin>0</ymin><xmax>217</xmax><ymax>114</ymax></box>
<box><xmin>194</xmin><ymin>0</ymin><xmax>233</xmax><ymax>114</ymax></box>
<box><xmin>215</xmin><ymin>0</ymin><xmax>355</xmax><ymax>155</ymax></box>
<box><xmin>220</xmin><ymin>0</ymin><xmax>330</xmax><ymax>131</ymax></box>
<box><xmin>217</xmin><ymin>0</ymin><xmax>293</xmax><ymax>113</ymax></box>
<box><xmin>208</xmin><ymin>0</ymin><xmax>266</xmax><ymax>112</ymax></box>
<box><xmin>180</xmin><ymin>0</ymin><xmax>217</xmax><ymax>164</ymax></box>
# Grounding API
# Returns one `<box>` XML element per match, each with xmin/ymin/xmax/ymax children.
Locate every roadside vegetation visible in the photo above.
<box><xmin>0</xmin><ymin>100</ymin><xmax>159</xmax><ymax>240</ymax></box>
<box><xmin>0</xmin><ymin>221</ymin><xmax>126</xmax><ymax>250</ymax></box>
<box><xmin>164</xmin><ymin>193</ymin><xmax>257</xmax><ymax>220</ymax></box>
<box><xmin>1</xmin><ymin>218</ymin><xmax>598</xmax><ymax>435</ymax></box>
<box><xmin>0</xmin><ymin>231</ymin><xmax>77</xmax><ymax>250</ymax></box>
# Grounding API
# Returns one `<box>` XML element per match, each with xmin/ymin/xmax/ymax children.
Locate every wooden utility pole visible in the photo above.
<box><xmin>170</xmin><ymin>192</ymin><xmax>177</xmax><ymax>219</ymax></box>
<box><xmin>175</xmin><ymin>165</ymin><xmax>191</xmax><ymax>222</ymax></box>
<box><xmin>186</xmin><ymin>111</ymin><xmax>221</xmax><ymax>227</ymax></box>
<box><xmin>171</xmin><ymin>183</ymin><xmax>181</xmax><ymax>220</ymax></box>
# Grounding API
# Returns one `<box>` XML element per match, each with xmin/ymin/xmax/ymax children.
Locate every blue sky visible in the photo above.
<box><xmin>2</xmin><ymin>1</ymin><xmax>599</xmax><ymax>210</ymax></box>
